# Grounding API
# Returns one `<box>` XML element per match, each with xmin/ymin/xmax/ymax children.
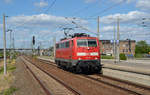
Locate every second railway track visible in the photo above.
<box><xmin>22</xmin><ymin>56</ymin><xmax>81</xmax><ymax>95</ymax></box>
<box><xmin>23</xmin><ymin>56</ymin><xmax>150</xmax><ymax>95</ymax></box>
<box><xmin>82</xmin><ymin>74</ymin><xmax>150</xmax><ymax>95</ymax></box>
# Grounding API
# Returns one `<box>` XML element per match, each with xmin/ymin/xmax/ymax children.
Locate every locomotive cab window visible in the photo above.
<box><xmin>88</xmin><ymin>39</ymin><xmax>97</xmax><ymax>47</ymax></box>
<box><xmin>77</xmin><ymin>39</ymin><xmax>97</xmax><ymax>47</ymax></box>
<box><xmin>71</xmin><ymin>40</ymin><xmax>74</xmax><ymax>47</ymax></box>
<box><xmin>65</xmin><ymin>41</ymin><xmax>70</xmax><ymax>48</ymax></box>
<box><xmin>56</xmin><ymin>44</ymin><xmax>59</xmax><ymax>49</ymax></box>
<box><xmin>77</xmin><ymin>39</ymin><xmax>87</xmax><ymax>47</ymax></box>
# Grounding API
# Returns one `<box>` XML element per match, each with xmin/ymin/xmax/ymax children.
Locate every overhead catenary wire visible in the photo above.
<box><xmin>11</xmin><ymin>0</ymin><xmax>57</xmax><ymax>30</ymax></box>
<box><xmin>60</xmin><ymin>0</ymin><xmax>126</xmax><ymax>36</ymax></box>
<box><xmin>44</xmin><ymin>0</ymin><xmax>57</xmax><ymax>14</ymax></box>
<box><xmin>5</xmin><ymin>0</ymin><xmax>57</xmax><ymax>49</ymax></box>
<box><xmin>70</xmin><ymin>0</ymin><xmax>104</xmax><ymax>17</ymax></box>
<box><xmin>89</xmin><ymin>0</ymin><xmax>126</xmax><ymax>17</ymax></box>
<box><xmin>65</xmin><ymin>17</ymin><xmax>98</xmax><ymax>35</ymax></box>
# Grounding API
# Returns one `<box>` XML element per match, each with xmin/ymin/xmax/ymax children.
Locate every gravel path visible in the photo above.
<box><xmin>22</xmin><ymin>57</ymin><xmax>74</xmax><ymax>95</ymax></box>
<box><xmin>12</xmin><ymin>57</ymin><xmax>46</xmax><ymax>95</ymax></box>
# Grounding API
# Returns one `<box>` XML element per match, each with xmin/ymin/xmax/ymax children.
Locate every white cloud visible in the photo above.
<box><xmin>136</xmin><ymin>0</ymin><xmax>150</xmax><ymax>10</ymax></box>
<box><xmin>100</xmin><ymin>11</ymin><xmax>150</xmax><ymax>41</ymax></box>
<box><xmin>110</xmin><ymin>0</ymin><xmax>135</xmax><ymax>3</ymax></box>
<box><xmin>100</xmin><ymin>25</ymin><xmax>149</xmax><ymax>41</ymax></box>
<box><xmin>110</xmin><ymin>0</ymin><xmax>150</xmax><ymax>11</ymax></box>
<box><xmin>84</xmin><ymin>0</ymin><xmax>97</xmax><ymax>3</ymax></box>
<box><xmin>101</xmin><ymin>11</ymin><xmax>150</xmax><ymax>24</ymax></box>
<box><xmin>102</xmin><ymin>25</ymin><xmax>143</xmax><ymax>33</ymax></box>
<box><xmin>8</xmin><ymin>14</ymin><xmax>88</xmax><ymax>29</ymax></box>
<box><xmin>34</xmin><ymin>0</ymin><xmax>48</xmax><ymax>8</ymax></box>
<box><xmin>84</xmin><ymin>0</ymin><xmax>133</xmax><ymax>3</ymax></box>
<box><xmin>3</xmin><ymin>14</ymin><xmax>88</xmax><ymax>48</ymax></box>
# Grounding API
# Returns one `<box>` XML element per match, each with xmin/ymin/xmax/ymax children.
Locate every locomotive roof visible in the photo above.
<box><xmin>56</xmin><ymin>37</ymin><xmax>98</xmax><ymax>44</ymax></box>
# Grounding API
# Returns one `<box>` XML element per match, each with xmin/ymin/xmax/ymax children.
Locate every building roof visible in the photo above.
<box><xmin>100</xmin><ymin>39</ymin><xmax>136</xmax><ymax>42</ymax></box>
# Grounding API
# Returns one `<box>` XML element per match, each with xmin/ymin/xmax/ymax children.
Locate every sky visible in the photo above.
<box><xmin>0</xmin><ymin>0</ymin><xmax>150</xmax><ymax>48</ymax></box>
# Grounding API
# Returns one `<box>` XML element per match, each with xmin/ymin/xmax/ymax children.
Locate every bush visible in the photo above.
<box><xmin>101</xmin><ymin>55</ymin><xmax>114</xmax><ymax>59</ymax></box>
<box><xmin>134</xmin><ymin>53</ymin><xmax>143</xmax><ymax>58</ymax></box>
<box><xmin>1</xmin><ymin>87</ymin><xmax>17</xmax><ymax>95</ymax></box>
<box><xmin>0</xmin><ymin>52</ymin><xmax>3</xmax><ymax>58</ymax></box>
<box><xmin>120</xmin><ymin>53</ymin><xmax>127</xmax><ymax>60</ymax></box>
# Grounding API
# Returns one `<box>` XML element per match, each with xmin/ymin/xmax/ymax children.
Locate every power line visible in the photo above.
<box><xmin>44</xmin><ymin>0</ymin><xmax>57</xmax><ymax>14</ymax></box>
<box><xmin>71</xmin><ymin>0</ymin><xmax>104</xmax><ymax>17</ymax></box>
<box><xmin>11</xmin><ymin>0</ymin><xmax>57</xmax><ymax>30</ymax></box>
<box><xmin>60</xmin><ymin>0</ymin><xmax>126</xmax><ymax>36</ymax></box>
<box><xmin>65</xmin><ymin>17</ymin><xmax>98</xmax><ymax>35</ymax></box>
<box><xmin>89</xmin><ymin>0</ymin><xmax>126</xmax><ymax>17</ymax></box>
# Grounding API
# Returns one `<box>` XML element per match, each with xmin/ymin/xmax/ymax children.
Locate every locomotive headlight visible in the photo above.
<box><xmin>90</xmin><ymin>52</ymin><xmax>98</xmax><ymax>56</ymax></box>
<box><xmin>77</xmin><ymin>52</ymin><xmax>86</xmax><ymax>56</ymax></box>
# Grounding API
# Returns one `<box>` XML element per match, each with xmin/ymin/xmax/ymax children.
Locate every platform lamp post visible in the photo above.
<box><xmin>7</xmin><ymin>29</ymin><xmax>13</xmax><ymax>60</ymax></box>
<box><xmin>3</xmin><ymin>14</ymin><xmax>8</xmax><ymax>75</ymax></box>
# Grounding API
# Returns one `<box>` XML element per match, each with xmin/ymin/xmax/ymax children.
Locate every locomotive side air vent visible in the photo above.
<box><xmin>71</xmin><ymin>33</ymin><xmax>90</xmax><ymax>38</ymax></box>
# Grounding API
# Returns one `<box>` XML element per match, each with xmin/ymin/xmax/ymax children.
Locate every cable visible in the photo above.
<box><xmin>44</xmin><ymin>0</ymin><xmax>57</xmax><ymax>14</ymax></box>
<box><xmin>60</xmin><ymin>0</ymin><xmax>126</xmax><ymax>36</ymax></box>
<box><xmin>89</xmin><ymin>0</ymin><xmax>126</xmax><ymax>17</ymax></box>
<box><xmin>65</xmin><ymin>17</ymin><xmax>98</xmax><ymax>35</ymax></box>
<box><xmin>11</xmin><ymin>0</ymin><xmax>57</xmax><ymax>30</ymax></box>
<box><xmin>71</xmin><ymin>0</ymin><xmax>104</xmax><ymax>17</ymax></box>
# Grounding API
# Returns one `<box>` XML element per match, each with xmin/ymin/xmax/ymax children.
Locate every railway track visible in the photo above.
<box><xmin>82</xmin><ymin>75</ymin><xmax>150</xmax><ymax>95</ymax></box>
<box><xmin>36</xmin><ymin>57</ymin><xmax>150</xmax><ymax>95</ymax></box>
<box><xmin>22</xmin><ymin>56</ymin><xmax>81</xmax><ymax>95</ymax></box>
<box><xmin>21</xmin><ymin>59</ymin><xmax>53</xmax><ymax>95</ymax></box>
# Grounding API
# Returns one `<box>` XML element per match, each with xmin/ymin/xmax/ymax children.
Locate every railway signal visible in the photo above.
<box><xmin>32</xmin><ymin>36</ymin><xmax>35</xmax><ymax>45</ymax></box>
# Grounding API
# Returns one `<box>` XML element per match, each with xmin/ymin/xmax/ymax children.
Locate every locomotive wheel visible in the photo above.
<box><xmin>99</xmin><ymin>69</ymin><xmax>103</xmax><ymax>74</ymax></box>
<box><xmin>96</xmin><ymin>67</ymin><xmax>103</xmax><ymax>74</ymax></box>
<box><xmin>75</xmin><ymin>66</ymin><xmax>82</xmax><ymax>74</ymax></box>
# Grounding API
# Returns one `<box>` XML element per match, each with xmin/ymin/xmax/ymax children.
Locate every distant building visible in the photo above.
<box><xmin>99</xmin><ymin>39</ymin><xmax>136</xmax><ymax>56</ymax></box>
<box><xmin>99</xmin><ymin>40</ymin><xmax>113</xmax><ymax>55</ymax></box>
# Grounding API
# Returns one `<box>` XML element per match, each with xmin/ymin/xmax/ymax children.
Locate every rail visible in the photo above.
<box><xmin>23</xmin><ymin>56</ymin><xmax>81</xmax><ymax>95</ymax></box>
<box><xmin>37</xmin><ymin>57</ymin><xmax>150</xmax><ymax>95</ymax></box>
<box><xmin>21</xmin><ymin>58</ymin><xmax>53</xmax><ymax>95</ymax></box>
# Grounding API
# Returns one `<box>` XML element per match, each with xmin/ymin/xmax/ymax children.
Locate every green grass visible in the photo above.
<box><xmin>0</xmin><ymin>64</ymin><xmax>16</xmax><ymax>74</ymax></box>
<box><xmin>0</xmin><ymin>87</ymin><xmax>17</xmax><ymax>95</ymax></box>
<box><xmin>32</xmin><ymin>55</ymin><xmax>37</xmax><ymax>58</ymax></box>
<box><xmin>120</xmin><ymin>53</ymin><xmax>127</xmax><ymax>60</ymax></box>
<box><xmin>135</xmin><ymin>53</ymin><xmax>143</xmax><ymax>58</ymax></box>
<box><xmin>101</xmin><ymin>55</ymin><xmax>114</xmax><ymax>59</ymax></box>
<box><xmin>0</xmin><ymin>59</ymin><xmax>17</xmax><ymax>95</ymax></box>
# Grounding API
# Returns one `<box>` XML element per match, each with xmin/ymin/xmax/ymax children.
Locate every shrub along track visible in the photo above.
<box><xmin>36</xmin><ymin>57</ymin><xmax>150</xmax><ymax>95</ymax></box>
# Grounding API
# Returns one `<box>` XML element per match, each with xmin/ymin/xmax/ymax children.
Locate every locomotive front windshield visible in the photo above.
<box><xmin>77</xmin><ymin>39</ymin><xmax>97</xmax><ymax>47</ymax></box>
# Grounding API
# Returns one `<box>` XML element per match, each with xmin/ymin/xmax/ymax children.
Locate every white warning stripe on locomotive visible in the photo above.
<box><xmin>77</xmin><ymin>52</ymin><xmax>98</xmax><ymax>56</ymax></box>
<box><xmin>77</xmin><ymin>52</ymin><xmax>86</xmax><ymax>56</ymax></box>
<box><xmin>90</xmin><ymin>52</ymin><xmax>98</xmax><ymax>56</ymax></box>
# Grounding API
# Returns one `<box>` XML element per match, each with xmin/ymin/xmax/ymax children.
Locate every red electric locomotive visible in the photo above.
<box><xmin>55</xmin><ymin>33</ymin><xmax>102</xmax><ymax>73</ymax></box>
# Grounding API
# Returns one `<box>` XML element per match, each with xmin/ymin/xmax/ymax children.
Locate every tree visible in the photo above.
<box><xmin>135</xmin><ymin>41</ymin><xmax>150</xmax><ymax>54</ymax></box>
<box><xmin>0</xmin><ymin>51</ymin><xmax>3</xmax><ymax>57</ymax></box>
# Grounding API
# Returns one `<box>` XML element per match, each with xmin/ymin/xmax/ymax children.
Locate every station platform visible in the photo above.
<box><xmin>38</xmin><ymin>56</ymin><xmax>54</xmax><ymax>62</ymax></box>
<box><xmin>102</xmin><ymin>59</ymin><xmax>150</xmax><ymax>75</ymax></box>
<box><xmin>37</xmin><ymin>56</ymin><xmax>150</xmax><ymax>75</ymax></box>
